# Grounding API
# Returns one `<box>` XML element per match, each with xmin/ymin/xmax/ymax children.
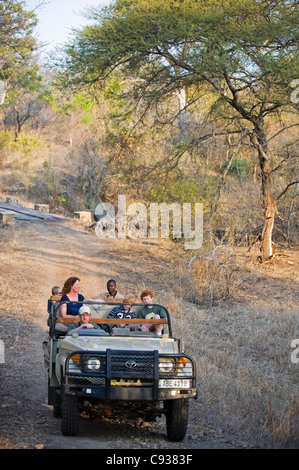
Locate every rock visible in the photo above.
<box><xmin>35</xmin><ymin>444</ymin><xmax>45</xmax><ymax>449</ymax></box>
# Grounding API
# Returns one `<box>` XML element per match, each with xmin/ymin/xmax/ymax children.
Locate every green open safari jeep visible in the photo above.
<box><xmin>43</xmin><ymin>296</ymin><xmax>197</xmax><ymax>441</ymax></box>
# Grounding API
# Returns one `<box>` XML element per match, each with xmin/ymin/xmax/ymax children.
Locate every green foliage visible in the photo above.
<box><xmin>220</xmin><ymin>158</ymin><xmax>251</xmax><ymax>179</ymax></box>
<box><xmin>0</xmin><ymin>129</ymin><xmax>41</xmax><ymax>168</ymax></box>
<box><xmin>47</xmin><ymin>89</ymin><xmax>99</xmax><ymax>126</ymax></box>
<box><xmin>0</xmin><ymin>1</ymin><xmax>38</xmax><ymax>82</ymax></box>
<box><xmin>72</xmin><ymin>94</ymin><xmax>94</xmax><ymax>123</ymax></box>
<box><xmin>0</xmin><ymin>130</ymin><xmax>13</xmax><ymax>150</ymax></box>
<box><xmin>63</xmin><ymin>0</ymin><xmax>298</xmax><ymax>126</ymax></box>
<box><xmin>147</xmin><ymin>169</ymin><xmax>217</xmax><ymax>210</ymax></box>
<box><xmin>0</xmin><ymin>0</ymin><xmax>297</xmax><ymax>253</ymax></box>
<box><xmin>3</xmin><ymin>64</ymin><xmax>48</xmax><ymax>114</ymax></box>
<box><xmin>13</xmin><ymin>132</ymin><xmax>41</xmax><ymax>153</ymax></box>
<box><xmin>0</xmin><ymin>3</ymin><xmax>51</xmax><ymax>136</ymax></box>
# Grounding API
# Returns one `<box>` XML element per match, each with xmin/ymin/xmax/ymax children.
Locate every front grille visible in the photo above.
<box><xmin>67</xmin><ymin>349</ymin><xmax>157</xmax><ymax>382</ymax></box>
<box><xmin>110</xmin><ymin>350</ymin><xmax>156</xmax><ymax>379</ymax></box>
<box><xmin>65</xmin><ymin>350</ymin><xmax>195</xmax><ymax>397</ymax></box>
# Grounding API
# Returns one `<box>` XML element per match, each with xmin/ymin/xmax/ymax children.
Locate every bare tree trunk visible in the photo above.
<box><xmin>261</xmin><ymin>182</ymin><xmax>276</xmax><ymax>260</ymax></box>
<box><xmin>286</xmin><ymin>182</ymin><xmax>298</xmax><ymax>242</ymax></box>
<box><xmin>176</xmin><ymin>87</ymin><xmax>187</xmax><ymax>141</ymax></box>
<box><xmin>220</xmin><ymin>71</ymin><xmax>277</xmax><ymax>261</ymax></box>
<box><xmin>253</xmin><ymin>123</ymin><xmax>276</xmax><ymax>260</ymax></box>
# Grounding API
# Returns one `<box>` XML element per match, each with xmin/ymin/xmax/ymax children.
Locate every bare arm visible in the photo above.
<box><xmin>67</xmin><ymin>323</ymin><xmax>96</xmax><ymax>335</ymax></box>
<box><xmin>60</xmin><ymin>303</ymin><xmax>67</xmax><ymax>317</ymax></box>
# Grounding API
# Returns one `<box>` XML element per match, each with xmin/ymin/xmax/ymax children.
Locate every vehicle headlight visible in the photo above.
<box><xmin>69</xmin><ymin>354</ymin><xmax>81</xmax><ymax>369</ymax></box>
<box><xmin>177</xmin><ymin>357</ymin><xmax>193</xmax><ymax>376</ymax></box>
<box><xmin>159</xmin><ymin>358</ymin><xmax>175</xmax><ymax>373</ymax></box>
<box><xmin>86</xmin><ymin>358</ymin><xmax>101</xmax><ymax>370</ymax></box>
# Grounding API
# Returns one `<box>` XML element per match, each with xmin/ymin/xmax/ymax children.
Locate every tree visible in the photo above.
<box><xmin>0</xmin><ymin>0</ymin><xmax>38</xmax><ymax>82</ymax></box>
<box><xmin>2</xmin><ymin>62</ymin><xmax>50</xmax><ymax>136</ymax></box>
<box><xmin>63</xmin><ymin>0</ymin><xmax>299</xmax><ymax>259</ymax></box>
<box><xmin>0</xmin><ymin>0</ymin><xmax>42</xmax><ymax>131</ymax></box>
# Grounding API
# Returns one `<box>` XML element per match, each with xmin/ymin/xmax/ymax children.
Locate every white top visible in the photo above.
<box><xmin>97</xmin><ymin>291</ymin><xmax>124</xmax><ymax>299</ymax></box>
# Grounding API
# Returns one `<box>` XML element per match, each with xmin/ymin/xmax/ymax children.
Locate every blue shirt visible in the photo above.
<box><xmin>60</xmin><ymin>294</ymin><xmax>84</xmax><ymax>316</ymax></box>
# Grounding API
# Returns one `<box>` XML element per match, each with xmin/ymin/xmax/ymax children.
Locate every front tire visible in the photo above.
<box><xmin>165</xmin><ymin>399</ymin><xmax>189</xmax><ymax>442</ymax></box>
<box><xmin>61</xmin><ymin>394</ymin><xmax>79</xmax><ymax>436</ymax></box>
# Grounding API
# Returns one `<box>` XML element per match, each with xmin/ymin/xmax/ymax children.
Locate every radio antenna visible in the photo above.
<box><xmin>179</xmin><ymin>256</ymin><xmax>185</xmax><ymax>353</ymax></box>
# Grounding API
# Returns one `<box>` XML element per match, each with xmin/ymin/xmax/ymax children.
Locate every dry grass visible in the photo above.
<box><xmin>102</xmin><ymin>237</ymin><xmax>299</xmax><ymax>447</ymax></box>
<box><xmin>134</xmin><ymin>242</ymin><xmax>299</xmax><ymax>448</ymax></box>
<box><xmin>0</xmin><ymin>222</ymin><xmax>16</xmax><ymax>248</ymax></box>
<box><xmin>0</xmin><ymin>219</ymin><xmax>298</xmax><ymax>448</ymax></box>
<box><xmin>173</xmin><ymin>303</ymin><xmax>298</xmax><ymax>447</ymax></box>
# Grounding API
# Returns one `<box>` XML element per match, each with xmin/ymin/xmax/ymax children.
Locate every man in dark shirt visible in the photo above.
<box><xmin>67</xmin><ymin>306</ymin><xmax>101</xmax><ymax>334</ymax></box>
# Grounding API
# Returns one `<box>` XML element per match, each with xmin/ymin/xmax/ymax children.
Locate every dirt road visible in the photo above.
<box><xmin>0</xmin><ymin>217</ymin><xmax>243</xmax><ymax>450</ymax></box>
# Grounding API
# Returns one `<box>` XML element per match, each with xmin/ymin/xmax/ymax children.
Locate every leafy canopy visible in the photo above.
<box><xmin>0</xmin><ymin>0</ymin><xmax>38</xmax><ymax>81</ymax></box>
<box><xmin>59</xmin><ymin>0</ymin><xmax>299</xmax><ymax>143</ymax></box>
<box><xmin>64</xmin><ymin>0</ymin><xmax>298</xmax><ymax>89</ymax></box>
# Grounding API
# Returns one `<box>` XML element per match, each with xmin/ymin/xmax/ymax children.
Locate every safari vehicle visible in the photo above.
<box><xmin>43</xmin><ymin>296</ymin><xmax>197</xmax><ymax>442</ymax></box>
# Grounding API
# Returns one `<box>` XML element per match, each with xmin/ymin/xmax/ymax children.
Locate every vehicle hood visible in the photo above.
<box><xmin>59</xmin><ymin>334</ymin><xmax>179</xmax><ymax>356</ymax></box>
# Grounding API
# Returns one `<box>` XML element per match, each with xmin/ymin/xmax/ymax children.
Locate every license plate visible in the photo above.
<box><xmin>158</xmin><ymin>379</ymin><xmax>191</xmax><ymax>389</ymax></box>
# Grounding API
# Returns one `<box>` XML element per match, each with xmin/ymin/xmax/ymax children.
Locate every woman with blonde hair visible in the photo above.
<box><xmin>60</xmin><ymin>276</ymin><xmax>84</xmax><ymax>317</ymax></box>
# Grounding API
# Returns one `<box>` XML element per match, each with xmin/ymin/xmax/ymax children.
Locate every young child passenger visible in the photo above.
<box><xmin>51</xmin><ymin>285</ymin><xmax>61</xmax><ymax>296</ymax></box>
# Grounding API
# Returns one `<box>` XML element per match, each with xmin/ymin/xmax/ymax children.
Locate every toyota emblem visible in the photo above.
<box><xmin>125</xmin><ymin>360</ymin><xmax>137</xmax><ymax>369</ymax></box>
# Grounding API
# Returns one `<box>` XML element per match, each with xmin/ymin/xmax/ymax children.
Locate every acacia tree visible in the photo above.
<box><xmin>63</xmin><ymin>0</ymin><xmax>298</xmax><ymax>259</ymax></box>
